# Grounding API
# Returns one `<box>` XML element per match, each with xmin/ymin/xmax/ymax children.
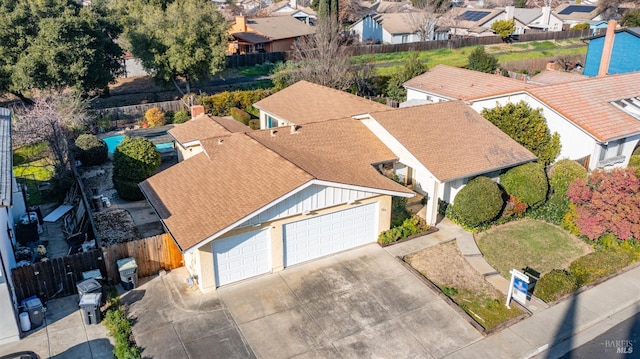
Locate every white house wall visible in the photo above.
<box><xmin>405</xmin><ymin>88</ymin><xmax>451</xmax><ymax>104</ymax></box>
<box><xmin>0</xmin><ymin>207</ymin><xmax>19</xmax><ymax>344</ymax></box>
<box><xmin>471</xmin><ymin>94</ymin><xmax>597</xmax><ymax>166</ymax></box>
<box><xmin>238</xmin><ymin>184</ymin><xmax>379</xmax><ymax>227</ymax></box>
<box><xmin>259</xmin><ymin>110</ymin><xmax>292</xmax><ymax>129</ymax></box>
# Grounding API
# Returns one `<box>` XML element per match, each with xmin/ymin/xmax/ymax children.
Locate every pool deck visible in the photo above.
<box><xmin>100</xmin><ymin>124</ymin><xmax>175</xmax><ymax>145</ymax></box>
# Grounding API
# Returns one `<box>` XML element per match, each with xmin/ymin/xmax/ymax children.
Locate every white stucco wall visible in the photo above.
<box><xmin>405</xmin><ymin>88</ymin><xmax>452</xmax><ymax>104</ymax></box>
<box><xmin>0</xmin><ymin>207</ymin><xmax>19</xmax><ymax>344</ymax></box>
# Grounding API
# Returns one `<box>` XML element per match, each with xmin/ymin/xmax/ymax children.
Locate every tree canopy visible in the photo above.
<box><xmin>481</xmin><ymin>101</ymin><xmax>561</xmax><ymax>166</ymax></box>
<box><xmin>112</xmin><ymin>136</ymin><xmax>161</xmax><ymax>200</ymax></box>
<box><xmin>466</xmin><ymin>47</ymin><xmax>499</xmax><ymax>73</ymax></box>
<box><xmin>123</xmin><ymin>0</ymin><xmax>229</xmax><ymax>96</ymax></box>
<box><xmin>622</xmin><ymin>8</ymin><xmax>640</xmax><ymax>27</ymax></box>
<box><xmin>491</xmin><ymin>19</ymin><xmax>516</xmax><ymax>40</ymax></box>
<box><xmin>0</xmin><ymin>0</ymin><xmax>123</xmax><ymax>102</ymax></box>
<box><xmin>386</xmin><ymin>53</ymin><xmax>428</xmax><ymax>102</ymax></box>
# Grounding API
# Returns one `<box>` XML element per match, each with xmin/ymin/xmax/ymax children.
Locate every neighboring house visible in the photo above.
<box><xmin>350</xmin><ymin>12</ymin><xmax>433</xmax><ymax>43</ymax></box>
<box><xmin>553</xmin><ymin>4</ymin><xmax>603</xmax><ymax>28</ymax></box>
<box><xmin>436</xmin><ymin>7</ymin><xmax>504</xmax><ymax>38</ymax></box>
<box><xmin>528</xmin><ymin>68</ymin><xmax>587</xmax><ymax>85</ymax></box>
<box><xmin>140</xmin><ymin>118</ymin><xmax>413</xmax><ymax>290</ymax></box>
<box><xmin>583</xmin><ymin>24</ymin><xmax>640</xmax><ymax>77</ymax></box>
<box><xmin>168</xmin><ymin>106</ymin><xmax>250</xmax><ymax>162</ymax></box>
<box><xmin>228</xmin><ymin>15</ymin><xmax>315</xmax><ymax>54</ymax></box>
<box><xmin>260</xmin><ymin>0</ymin><xmax>317</xmax><ymax>25</ymax></box>
<box><xmin>402</xmin><ymin>64</ymin><xmax>538</xmax><ymax>106</ymax></box>
<box><xmin>505</xmin><ymin>6</ymin><xmax>563</xmax><ymax>32</ymax></box>
<box><xmin>0</xmin><ymin>108</ymin><xmax>27</xmax><ymax>344</ymax></box>
<box><xmin>356</xmin><ymin>101</ymin><xmax>537</xmax><ymax>225</ymax></box>
<box><xmin>404</xmin><ymin>64</ymin><xmax>640</xmax><ymax>170</ymax></box>
<box><xmin>253</xmin><ymin>80</ymin><xmax>389</xmax><ymax>129</ymax></box>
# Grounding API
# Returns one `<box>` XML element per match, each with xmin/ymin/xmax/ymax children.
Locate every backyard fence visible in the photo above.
<box><xmin>11</xmin><ymin>233</ymin><xmax>184</xmax><ymax>304</ymax></box>
<box><xmin>226</xmin><ymin>52</ymin><xmax>286</xmax><ymax>68</ymax></box>
<box><xmin>95</xmin><ymin>100</ymin><xmax>185</xmax><ymax>126</ymax></box>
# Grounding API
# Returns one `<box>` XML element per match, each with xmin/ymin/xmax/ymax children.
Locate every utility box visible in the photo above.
<box><xmin>21</xmin><ymin>296</ymin><xmax>44</xmax><ymax>328</ymax></box>
<box><xmin>76</xmin><ymin>278</ymin><xmax>102</xmax><ymax>303</ymax></box>
<box><xmin>79</xmin><ymin>292</ymin><xmax>102</xmax><ymax>325</ymax></box>
<box><xmin>117</xmin><ymin>257</ymin><xmax>138</xmax><ymax>290</ymax></box>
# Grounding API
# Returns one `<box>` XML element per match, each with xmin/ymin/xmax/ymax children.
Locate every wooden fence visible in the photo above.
<box><xmin>11</xmin><ymin>233</ymin><xmax>183</xmax><ymax>303</ymax></box>
<box><xmin>95</xmin><ymin>100</ymin><xmax>185</xmax><ymax>125</ymax></box>
<box><xmin>226</xmin><ymin>52</ymin><xmax>286</xmax><ymax>68</ymax></box>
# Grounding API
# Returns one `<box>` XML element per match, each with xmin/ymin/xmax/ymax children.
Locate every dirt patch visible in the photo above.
<box><xmin>93</xmin><ymin>209</ymin><xmax>140</xmax><ymax>245</ymax></box>
<box><xmin>405</xmin><ymin>242</ymin><xmax>497</xmax><ymax>299</ymax></box>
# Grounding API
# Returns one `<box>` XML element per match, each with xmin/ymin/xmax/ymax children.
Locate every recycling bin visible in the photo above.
<box><xmin>117</xmin><ymin>257</ymin><xmax>138</xmax><ymax>290</ymax></box>
<box><xmin>21</xmin><ymin>296</ymin><xmax>44</xmax><ymax>328</ymax></box>
<box><xmin>79</xmin><ymin>292</ymin><xmax>102</xmax><ymax>325</ymax></box>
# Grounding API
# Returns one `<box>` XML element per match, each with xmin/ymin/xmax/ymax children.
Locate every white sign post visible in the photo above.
<box><xmin>506</xmin><ymin>269</ymin><xmax>529</xmax><ymax>308</ymax></box>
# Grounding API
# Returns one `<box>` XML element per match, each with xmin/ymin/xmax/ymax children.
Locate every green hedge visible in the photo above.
<box><xmin>230</xmin><ymin>107</ymin><xmax>251</xmax><ymax>125</ymax></box>
<box><xmin>535</xmin><ymin>269</ymin><xmax>578</xmax><ymax>302</ymax></box>
<box><xmin>500</xmin><ymin>162</ymin><xmax>548</xmax><ymax>208</ymax></box>
<box><xmin>378</xmin><ymin>216</ymin><xmax>429</xmax><ymax>245</ymax></box>
<box><xmin>173</xmin><ymin>109</ymin><xmax>190</xmax><ymax>124</ymax></box>
<box><xmin>452</xmin><ymin>176</ymin><xmax>504</xmax><ymax>227</ymax></box>
<box><xmin>198</xmin><ymin>89</ymin><xmax>273</xmax><ymax>117</ymax></box>
<box><xmin>113</xmin><ymin>177</ymin><xmax>145</xmax><ymax>201</ymax></box>
<box><xmin>104</xmin><ymin>298</ymin><xmax>141</xmax><ymax>359</ymax></box>
<box><xmin>75</xmin><ymin>134</ymin><xmax>108</xmax><ymax>166</ymax></box>
<box><xmin>548</xmin><ymin>159</ymin><xmax>587</xmax><ymax>196</ymax></box>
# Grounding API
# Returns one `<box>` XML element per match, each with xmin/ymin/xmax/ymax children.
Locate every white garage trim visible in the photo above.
<box><xmin>212</xmin><ymin>229</ymin><xmax>271</xmax><ymax>287</ymax></box>
<box><xmin>284</xmin><ymin>202</ymin><xmax>378</xmax><ymax>267</ymax></box>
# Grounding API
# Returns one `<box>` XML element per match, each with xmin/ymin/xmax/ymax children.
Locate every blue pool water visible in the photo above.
<box><xmin>103</xmin><ymin>134</ymin><xmax>173</xmax><ymax>153</ymax></box>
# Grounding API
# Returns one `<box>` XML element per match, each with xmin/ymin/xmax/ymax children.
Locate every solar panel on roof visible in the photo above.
<box><xmin>558</xmin><ymin>5</ymin><xmax>596</xmax><ymax>15</ymax></box>
<box><xmin>458</xmin><ymin>10</ymin><xmax>491</xmax><ymax>21</ymax></box>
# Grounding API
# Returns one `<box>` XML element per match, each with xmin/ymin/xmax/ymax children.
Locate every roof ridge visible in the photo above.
<box><xmin>244</xmin><ymin>132</ymin><xmax>317</xmax><ymax>181</ymax></box>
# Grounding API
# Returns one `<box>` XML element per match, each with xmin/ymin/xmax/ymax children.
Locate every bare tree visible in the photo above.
<box><xmin>406</xmin><ymin>10</ymin><xmax>439</xmax><ymax>41</ymax></box>
<box><xmin>13</xmin><ymin>92</ymin><xmax>90</xmax><ymax>175</ymax></box>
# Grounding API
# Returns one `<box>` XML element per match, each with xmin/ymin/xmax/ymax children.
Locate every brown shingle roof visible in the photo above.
<box><xmin>528</xmin><ymin>70</ymin><xmax>588</xmax><ymax>85</ymax></box>
<box><xmin>247</xmin><ymin>16</ymin><xmax>316</xmax><ymax>40</ymax></box>
<box><xmin>369</xmin><ymin>101</ymin><xmax>537</xmax><ymax>181</ymax></box>
<box><xmin>527</xmin><ymin>72</ymin><xmax>640</xmax><ymax>142</ymax></box>
<box><xmin>140</xmin><ymin>134</ymin><xmax>313</xmax><ymax>251</ymax></box>
<box><xmin>249</xmin><ymin>118</ymin><xmax>412</xmax><ymax>193</ymax></box>
<box><xmin>253</xmin><ymin>80</ymin><xmax>390</xmax><ymax>124</ymax></box>
<box><xmin>168</xmin><ymin>115</ymin><xmax>249</xmax><ymax>145</ymax></box>
<box><xmin>404</xmin><ymin>64</ymin><xmax>537</xmax><ymax>101</ymax></box>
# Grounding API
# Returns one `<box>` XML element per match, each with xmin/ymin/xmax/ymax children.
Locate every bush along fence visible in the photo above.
<box><xmin>95</xmin><ymin>100</ymin><xmax>185</xmax><ymax>126</ymax></box>
<box><xmin>11</xmin><ymin>233</ymin><xmax>183</xmax><ymax>304</ymax></box>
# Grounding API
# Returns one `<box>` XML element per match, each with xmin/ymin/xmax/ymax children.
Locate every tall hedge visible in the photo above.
<box><xmin>548</xmin><ymin>159</ymin><xmax>587</xmax><ymax>197</ymax></box>
<box><xmin>75</xmin><ymin>134</ymin><xmax>108</xmax><ymax>166</ymax></box>
<box><xmin>112</xmin><ymin>137</ymin><xmax>161</xmax><ymax>200</ymax></box>
<box><xmin>198</xmin><ymin>89</ymin><xmax>273</xmax><ymax>117</ymax></box>
<box><xmin>500</xmin><ymin>162</ymin><xmax>548</xmax><ymax>208</ymax></box>
<box><xmin>452</xmin><ymin>176</ymin><xmax>504</xmax><ymax>227</ymax></box>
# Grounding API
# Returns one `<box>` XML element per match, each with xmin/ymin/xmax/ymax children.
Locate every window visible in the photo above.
<box><xmin>401</xmin><ymin>35</ymin><xmax>408</xmax><ymax>43</ymax></box>
<box><xmin>266</xmin><ymin>115</ymin><xmax>278</xmax><ymax>128</ymax></box>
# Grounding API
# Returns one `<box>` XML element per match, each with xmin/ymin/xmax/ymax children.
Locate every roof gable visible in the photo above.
<box><xmin>367</xmin><ymin>101</ymin><xmax>537</xmax><ymax>181</ymax></box>
<box><xmin>168</xmin><ymin>114</ymin><xmax>249</xmax><ymax>144</ymax></box>
<box><xmin>404</xmin><ymin>64</ymin><xmax>537</xmax><ymax>101</ymax></box>
<box><xmin>253</xmin><ymin>80</ymin><xmax>390</xmax><ymax>124</ymax></box>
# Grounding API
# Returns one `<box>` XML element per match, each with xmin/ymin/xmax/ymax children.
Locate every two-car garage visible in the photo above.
<box><xmin>212</xmin><ymin>203</ymin><xmax>378</xmax><ymax>287</ymax></box>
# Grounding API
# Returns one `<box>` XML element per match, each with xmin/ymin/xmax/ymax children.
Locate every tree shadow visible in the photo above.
<box><xmin>545</xmin><ymin>292</ymin><xmax>579</xmax><ymax>359</ymax></box>
<box><xmin>51</xmin><ymin>338</ymin><xmax>113</xmax><ymax>359</ymax></box>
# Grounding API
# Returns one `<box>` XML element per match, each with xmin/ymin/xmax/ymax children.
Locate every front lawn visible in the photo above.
<box><xmin>476</xmin><ymin>219</ymin><xmax>592</xmax><ymax>279</ymax></box>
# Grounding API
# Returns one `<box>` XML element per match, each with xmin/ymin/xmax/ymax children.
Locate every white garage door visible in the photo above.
<box><xmin>212</xmin><ymin>229</ymin><xmax>270</xmax><ymax>286</ymax></box>
<box><xmin>284</xmin><ymin>202</ymin><xmax>378</xmax><ymax>267</ymax></box>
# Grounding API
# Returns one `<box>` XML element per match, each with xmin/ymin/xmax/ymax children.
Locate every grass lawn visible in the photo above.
<box><xmin>13</xmin><ymin>143</ymin><xmax>55</xmax><ymax>206</ymax></box>
<box><xmin>476</xmin><ymin>219</ymin><xmax>592</xmax><ymax>279</ymax></box>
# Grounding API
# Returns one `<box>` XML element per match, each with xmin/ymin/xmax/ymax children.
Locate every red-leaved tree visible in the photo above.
<box><xmin>567</xmin><ymin>168</ymin><xmax>640</xmax><ymax>240</ymax></box>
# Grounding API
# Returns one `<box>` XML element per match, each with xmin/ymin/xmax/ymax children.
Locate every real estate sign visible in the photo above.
<box><xmin>506</xmin><ymin>269</ymin><xmax>529</xmax><ymax>308</ymax></box>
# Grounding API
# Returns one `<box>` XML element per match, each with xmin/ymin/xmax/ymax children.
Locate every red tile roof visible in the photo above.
<box><xmin>369</xmin><ymin>101</ymin><xmax>537</xmax><ymax>181</ymax></box>
<box><xmin>527</xmin><ymin>72</ymin><xmax>640</xmax><ymax>141</ymax></box>
<box><xmin>404</xmin><ymin>64</ymin><xmax>537</xmax><ymax>101</ymax></box>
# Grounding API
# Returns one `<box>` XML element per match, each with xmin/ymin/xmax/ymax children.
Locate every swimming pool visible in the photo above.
<box><xmin>103</xmin><ymin>134</ymin><xmax>174</xmax><ymax>153</ymax></box>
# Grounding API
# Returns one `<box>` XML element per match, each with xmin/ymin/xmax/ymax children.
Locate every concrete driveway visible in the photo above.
<box><xmin>218</xmin><ymin>244</ymin><xmax>482</xmax><ymax>358</ymax></box>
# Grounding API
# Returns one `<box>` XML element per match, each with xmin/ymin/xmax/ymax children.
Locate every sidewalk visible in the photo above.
<box><xmin>446</xmin><ymin>263</ymin><xmax>640</xmax><ymax>358</ymax></box>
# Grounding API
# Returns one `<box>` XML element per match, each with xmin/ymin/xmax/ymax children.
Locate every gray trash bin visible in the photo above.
<box><xmin>22</xmin><ymin>297</ymin><xmax>44</xmax><ymax>328</ymax></box>
<box><xmin>79</xmin><ymin>292</ymin><xmax>102</xmax><ymax>325</ymax></box>
<box><xmin>117</xmin><ymin>257</ymin><xmax>138</xmax><ymax>290</ymax></box>
<box><xmin>76</xmin><ymin>278</ymin><xmax>102</xmax><ymax>302</ymax></box>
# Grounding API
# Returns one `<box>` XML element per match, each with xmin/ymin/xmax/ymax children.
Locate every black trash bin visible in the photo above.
<box><xmin>21</xmin><ymin>296</ymin><xmax>44</xmax><ymax>328</ymax></box>
<box><xmin>117</xmin><ymin>257</ymin><xmax>138</xmax><ymax>290</ymax></box>
<box><xmin>79</xmin><ymin>293</ymin><xmax>102</xmax><ymax>325</ymax></box>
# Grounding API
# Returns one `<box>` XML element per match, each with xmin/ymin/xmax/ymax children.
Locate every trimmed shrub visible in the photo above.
<box><xmin>568</xmin><ymin>249</ymin><xmax>635</xmax><ymax>287</ymax></box>
<box><xmin>535</xmin><ymin>269</ymin><xmax>578</xmax><ymax>302</ymax></box>
<box><xmin>629</xmin><ymin>155</ymin><xmax>640</xmax><ymax>178</ymax></box>
<box><xmin>230</xmin><ymin>107</ymin><xmax>251</xmax><ymax>125</ymax></box>
<box><xmin>452</xmin><ymin>176</ymin><xmax>504</xmax><ymax>227</ymax></box>
<box><xmin>500</xmin><ymin>162</ymin><xmax>548</xmax><ymax>208</ymax></box>
<box><xmin>467</xmin><ymin>47</ymin><xmax>499</xmax><ymax>73</ymax></box>
<box><xmin>199</xmin><ymin>89</ymin><xmax>273</xmax><ymax>117</ymax></box>
<box><xmin>378</xmin><ymin>216</ymin><xmax>429</xmax><ymax>245</ymax></box>
<box><xmin>248</xmin><ymin>119</ymin><xmax>260</xmax><ymax>130</ymax></box>
<box><xmin>173</xmin><ymin>110</ymin><xmax>190</xmax><ymax>124</ymax></box>
<box><xmin>145</xmin><ymin>107</ymin><xmax>165</xmax><ymax>128</ymax></box>
<box><xmin>548</xmin><ymin>159</ymin><xmax>587</xmax><ymax>196</ymax></box>
<box><xmin>75</xmin><ymin>134</ymin><xmax>108</xmax><ymax>166</ymax></box>
<box><xmin>112</xmin><ymin>137</ymin><xmax>161</xmax><ymax>200</ymax></box>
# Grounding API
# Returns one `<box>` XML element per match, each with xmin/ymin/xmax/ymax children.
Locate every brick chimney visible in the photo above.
<box><xmin>235</xmin><ymin>16</ymin><xmax>247</xmax><ymax>32</ymax></box>
<box><xmin>190</xmin><ymin>105</ymin><xmax>205</xmax><ymax>119</ymax></box>
<box><xmin>597</xmin><ymin>20</ymin><xmax>617</xmax><ymax>77</ymax></box>
<box><xmin>546</xmin><ymin>61</ymin><xmax>556</xmax><ymax>71</ymax></box>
